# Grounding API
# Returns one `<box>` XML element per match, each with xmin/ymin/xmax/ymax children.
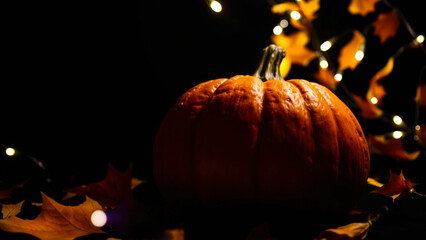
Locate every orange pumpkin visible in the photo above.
<box><xmin>153</xmin><ymin>45</ymin><xmax>369</xmax><ymax>212</ymax></box>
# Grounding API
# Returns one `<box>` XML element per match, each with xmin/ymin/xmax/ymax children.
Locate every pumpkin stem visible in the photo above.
<box><xmin>253</xmin><ymin>44</ymin><xmax>286</xmax><ymax>81</ymax></box>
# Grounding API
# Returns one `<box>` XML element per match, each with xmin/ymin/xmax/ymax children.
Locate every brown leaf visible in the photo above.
<box><xmin>164</xmin><ymin>228</ymin><xmax>185</xmax><ymax>240</ymax></box>
<box><xmin>348</xmin><ymin>0</ymin><xmax>381</xmax><ymax>16</ymax></box>
<box><xmin>338</xmin><ymin>30</ymin><xmax>365</xmax><ymax>70</ymax></box>
<box><xmin>1</xmin><ymin>201</ymin><xmax>24</xmax><ymax>219</ymax></box>
<box><xmin>313</xmin><ymin>67</ymin><xmax>338</xmax><ymax>90</ymax></box>
<box><xmin>272</xmin><ymin>31</ymin><xmax>317</xmax><ymax>66</ymax></box>
<box><xmin>372</xmin><ymin>171</ymin><xmax>416</xmax><ymax>200</ymax></box>
<box><xmin>369</xmin><ymin>134</ymin><xmax>421</xmax><ymax>161</ymax></box>
<box><xmin>0</xmin><ymin>193</ymin><xmax>104</xmax><ymax>240</ymax></box>
<box><xmin>66</xmin><ymin>163</ymin><xmax>133</xmax><ymax>209</ymax></box>
<box><xmin>271</xmin><ymin>0</ymin><xmax>319</xmax><ymax>21</ymax></box>
<box><xmin>0</xmin><ymin>179</ymin><xmax>28</xmax><ymax>199</ymax></box>
<box><xmin>372</xmin><ymin>11</ymin><xmax>400</xmax><ymax>43</ymax></box>
<box><xmin>366</xmin><ymin>57</ymin><xmax>394</xmax><ymax>107</ymax></box>
<box><xmin>415</xmin><ymin>84</ymin><xmax>426</xmax><ymax>107</ymax></box>
<box><xmin>352</xmin><ymin>95</ymin><xmax>383</xmax><ymax>119</ymax></box>
<box><xmin>317</xmin><ymin>222</ymin><xmax>370</xmax><ymax>240</ymax></box>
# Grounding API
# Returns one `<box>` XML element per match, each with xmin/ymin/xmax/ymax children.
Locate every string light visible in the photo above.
<box><xmin>415</xmin><ymin>125</ymin><xmax>421</xmax><ymax>131</ymax></box>
<box><xmin>320</xmin><ymin>41</ymin><xmax>332</xmax><ymax>52</ymax></box>
<box><xmin>416</xmin><ymin>35</ymin><xmax>424</xmax><ymax>44</ymax></box>
<box><xmin>393</xmin><ymin>115</ymin><xmax>403</xmax><ymax>125</ymax></box>
<box><xmin>334</xmin><ymin>72</ymin><xmax>343</xmax><ymax>81</ymax></box>
<box><xmin>273</xmin><ymin>25</ymin><xmax>283</xmax><ymax>35</ymax></box>
<box><xmin>280</xmin><ymin>19</ymin><xmax>289</xmax><ymax>28</ymax></box>
<box><xmin>5</xmin><ymin>147</ymin><xmax>15</xmax><ymax>156</ymax></box>
<box><xmin>210</xmin><ymin>1</ymin><xmax>222</xmax><ymax>13</ymax></box>
<box><xmin>370</xmin><ymin>97</ymin><xmax>378</xmax><ymax>104</ymax></box>
<box><xmin>290</xmin><ymin>11</ymin><xmax>301</xmax><ymax>20</ymax></box>
<box><xmin>355</xmin><ymin>50</ymin><xmax>364</xmax><ymax>61</ymax></box>
<box><xmin>392</xmin><ymin>130</ymin><xmax>403</xmax><ymax>139</ymax></box>
<box><xmin>319</xmin><ymin>59</ymin><xmax>329</xmax><ymax>69</ymax></box>
<box><xmin>91</xmin><ymin>210</ymin><xmax>107</xmax><ymax>227</ymax></box>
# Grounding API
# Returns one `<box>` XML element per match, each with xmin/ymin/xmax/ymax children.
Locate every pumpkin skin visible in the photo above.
<box><xmin>153</xmin><ymin>46</ymin><xmax>369</xmax><ymax>212</ymax></box>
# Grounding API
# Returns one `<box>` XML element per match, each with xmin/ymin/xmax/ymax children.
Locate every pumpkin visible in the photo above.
<box><xmin>153</xmin><ymin>44</ymin><xmax>369</xmax><ymax>212</ymax></box>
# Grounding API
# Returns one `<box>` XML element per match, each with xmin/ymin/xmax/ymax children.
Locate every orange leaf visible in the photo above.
<box><xmin>372</xmin><ymin>11</ymin><xmax>400</xmax><ymax>43</ymax></box>
<box><xmin>372</xmin><ymin>171</ymin><xmax>416</xmax><ymax>200</ymax></box>
<box><xmin>1</xmin><ymin>201</ymin><xmax>24</xmax><ymax>219</ymax></box>
<box><xmin>272</xmin><ymin>31</ymin><xmax>317</xmax><ymax>66</ymax></box>
<box><xmin>366</xmin><ymin>57</ymin><xmax>394</xmax><ymax>107</ymax></box>
<box><xmin>368</xmin><ymin>134</ymin><xmax>421</xmax><ymax>161</ymax></box>
<box><xmin>338</xmin><ymin>30</ymin><xmax>365</xmax><ymax>70</ymax></box>
<box><xmin>313</xmin><ymin>67</ymin><xmax>338</xmax><ymax>90</ymax></box>
<box><xmin>317</xmin><ymin>222</ymin><xmax>370</xmax><ymax>240</ymax></box>
<box><xmin>352</xmin><ymin>95</ymin><xmax>383</xmax><ymax>119</ymax></box>
<box><xmin>164</xmin><ymin>228</ymin><xmax>185</xmax><ymax>240</ymax></box>
<box><xmin>271</xmin><ymin>2</ymin><xmax>299</xmax><ymax>15</ymax></box>
<box><xmin>298</xmin><ymin>0</ymin><xmax>320</xmax><ymax>21</ymax></box>
<box><xmin>66</xmin><ymin>164</ymin><xmax>133</xmax><ymax>209</ymax></box>
<box><xmin>415</xmin><ymin>84</ymin><xmax>426</xmax><ymax>107</ymax></box>
<box><xmin>0</xmin><ymin>193</ymin><xmax>104</xmax><ymax>240</ymax></box>
<box><xmin>348</xmin><ymin>0</ymin><xmax>381</xmax><ymax>16</ymax></box>
<box><xmin>0</xmin><ymin>179</ymin><xmax>28</xmax><ymax>200</ymax></box>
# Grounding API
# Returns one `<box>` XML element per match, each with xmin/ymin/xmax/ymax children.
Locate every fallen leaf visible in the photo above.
<box><xmin>372</xmin><ymin>171</ymin><xmax>416</xmax><ymax>200</ymax></box>
<box><xmin>348</xmin><ymin>0</ymin><xmax>381</xmax><ymax>16</ymax></box>
<box><xmin>313</xmin><ymin>67</ymin><xmax>338</xmax><ymax>90</ymax></box>
<box><xmin>338</xmin><ymin>30</ymin><xmax>365</xmax><ymax>70</ymax></box>
<box><xmin>365</xmin><ymin>57</ymin><xmax>394</xmax><ymax>107</ymax></box>
<box><xmin>352</xmin><ymin>95</ymin><xmax>383</xmax><ymax>119</ymax></box>
<box><xmin>66</xmin><ymin>163</ymin><xmax>133</xmax><ymax>209</ymax></box>
<box><xmin>1</xmin><ymin>201</ymin><xmax>24</xmax><ymax>219</ymax></box>
<box><xmin>368</xmin><ymin>134</ymin><xmax>421</xmax><ymax>161</ymax></box>
<box><xmin>372</xmin><ymin>10</ymin><xmax>400</xmax><ymax>44</ymax></box>
<box><xmin>0</xmin><ymin>192</ymin><xmax>104</xmax><ymax>240</ymax></box>
<box><xmin>317</xmin><ymin>222</ymin><xmax>370</xmax><ymax>240</ymax></box>
<box><xmin>272</xmin><ymin>31</ymin><xmax>317</xmax><ymax>66</ymax></box>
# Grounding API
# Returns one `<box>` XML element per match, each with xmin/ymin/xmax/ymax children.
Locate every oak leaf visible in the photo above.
<box><xmin>0</xmin><ymin>192</ymin><xmax>104</xmax><ymax>240</ymax></box>
<box><xmin>338</xmin><ymin>30</ymin><xmax>365</xmax><ymax>70</ymax></box>
<box><xmin>365</xmin><ymin>57</ymin><xmax>394</xmax><ymax>107</ymax></box>
<box><xmin>272</xmin><ymin>31</ymin><xmax>317</xmax><ymax>66</ymax></box>
<box><xmin>348</xmin><ymin>0</ymin><xmax>381</xmax><ymax>16</ymax></box>
<box><xmin>372</xmin><ymin>171</ymin><xmax>416</xmax><ymax>200</ymax></box>
<box><xmin>317</xmin><ymin>222</ymin><xmax>370</xmax><ymax>240</ymax></box>
<box><xmin>372</xmin><ymin>11</ymin><xmax>400</xmax><ymax>43</ymax></box>
<box><xmin>1</xmin><ymin>201</ymin><xmax>24</xmax><ymax>219</ymax></box>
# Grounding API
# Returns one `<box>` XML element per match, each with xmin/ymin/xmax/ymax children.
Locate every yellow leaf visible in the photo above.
<box><xmin>271</xmin><ymin>2</ymin><xmax>299</xmax><ymax>15</ymax></box>
<box><xmin>338</xmin><ymin>30</ymin><xmax>365</xmax><ymax>70</ymax></box>
<box><xmin>0</xmin><ymin>193</ymin><xmax>104</xmax><ymax>240</ymax></box>
<box><xmin>366</xmin><ymin>57</ymin><xmax>394</xmax><ymax>106</ymax></box>
<box><xmin>348</xmin><ymin>0</ymin><xmax>381</xmax><ymax>16</ymax></box>
<box><xmin>318</xmin><ymin>222</ymin><xmax>370</xmax><ymax>240</ymax></box>
<box><xmin>1</xmin><ymin>201</ymin><xmax>24</xmax><ymax>219</ymax></box>
<box><xmin>298</xmin><ymin>0</ymin><xmax>320</xmax><ymax>21</ymax></box>
<box><xmin>272</xmin><ymin>31</ymin><xmax>317</xmax><ymax>66</ymax></box>
<box><xmin>372</xmin><ymin>11</ymin><xmax>400</xmax><ymax>43</ymax></box>
<box><xmin>279</xmin><ymin>57</ymin><xmax>292</xmax><ymax>79</ymax></box>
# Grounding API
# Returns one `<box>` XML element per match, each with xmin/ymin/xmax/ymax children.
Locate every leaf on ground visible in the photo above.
<box><xmin>372</xmin><ymin>10</ymin><xmax>400</xmax><ymax>44</ymax></box>
<box><xmin>1</xmin><ymin>201</ymin><xmax>24</xmax><ymax>219</ymax></box>
<box><xmin>317</xmin><ymin>222</ymin><xmax>370</xmax><ymax>240</ymax></box>
<box><xmin>0</xmin><ymin>179</ymin><xmax>28</xmax><ymax>200</ymax></box>
<box><xmin>65</xmin><ymin>164</ymin><xmax>135</xmax><ymax>209</ymax></box>
<box><xmin>338</xmin><ymin>30</ymin><xmax>365</xmax><ymax>70</ymax></box>
<box><xmin>348</xmin><ymin>0</ymin><xmax>381</xmax><ymax>16</ymax></box>
<box><xmin>352</xmin><ymin>95</ymin><xmax>383</xmax><ymax>119</ymax></box>
<box><xmin>0</xmin><ymin>192</ymin><xmax>104</xmax><ymax>240</ymax></box>
<box><xmin>272</xmin><ymin>31</ymin><xmax>317</xmax><ymax>66</ymax></box>
<box><xmin>313</xmin><ymin>67</ymin><xmax>338</xmax><ymax>90</ymax></box>
<box><xmin>368</xmin><ymin>134</ymin><xmax>421</xmax><ymax>161</ymax></box>
<box><xmin>372</xmin><ymin>171</ymin><xmax>416</xmax><ymax>200</ymax></box>
<box><xmin>366</xmin><ymin>57</ymin><xmax>394</xmax><ymax>107</ymax></box>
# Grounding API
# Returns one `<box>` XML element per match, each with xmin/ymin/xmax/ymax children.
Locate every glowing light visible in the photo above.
<box><xmin>320</xmin><ymin>41</ymin><xmax>332</xmax><ymax>52</ymax></box>
<box><xmin>416</xmin><ymin>35</ymin><xmax>424</xmax><ymax>44</ymax></box>
<box><xmin>393</xmin><ymin>115</ymin><xmax>402</xmax><ymax>125</ymax></box>
<box><xmin>393</xmin><ymin>131</ymin><xmax>403</xmax><ymax>139</ymax></box>
<box><xmin>320</xmin><ymin>59</ymin><xmax>328</xmax><ymax>69</ymax></box>
<box><xmin>273</xmin><ymin>25</ymin><xmax>283</xmax><ymax>35</ymax></box>
<box><xmin>210</xmin><ymin>1</ymin><xmax>222</xmax><ymax>13</ymax></box>
<box><xmin>415</xmin><ymin>125</ymin><xmax>421</xmax><ymax>131</ymax></box>
<box><xmin>355</xmin><ymin>50</ymin><xmax>364</xmax><ymax>61</ymax></box>
<box><xmin>334</xmin><ymin>73</ymin><xmax>343</xmax><ymax>81</ymax></box>
<box><xmin>91</xmin><ymin>210</ymin><xmax>107</xmax><ymax>227</ymax></box>
<box><xmin>280</xmin><ymin>19</ymin><xmax>289</xmax><ymax>28</ymax></box>
<box><xmin>370</xmin><ymin>97</ymin><xmax>378</xmax><ymax>104</ymax></box>
<box><xmin>290</xmin><ymin>11</ymin><xmax>301</xmax><ymax>20</ymax></box>
<box><xmin>5</xmin><ymin>148</ymin><xmax>15</xmax><ymax>156</ymax></box>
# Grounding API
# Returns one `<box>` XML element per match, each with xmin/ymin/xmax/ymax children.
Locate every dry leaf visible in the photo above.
<box><xmin>414</xmin><ymin>84</ymin><xmax>426</xmax><ymax>107</ymax></box>
<box><xmin>368</xmin><ymin>134</ymin><xmax>421</xmax><ymax>161</ymax></box>
<box><xmin>164</xmin><ymin>228</ymin><xmax>185</xmax><ymax>240</ymax></box>
<box><xmin>313</xmin><ymin>67</ymin><xmax>338</xmax><ymax>90</ymax></box>
<box><xmin>271</xmin><ymin>2</ymin><xmax>299</xmax><ymax>15</ymax></box>
<box><xmin>317</xmin><ymin>222</ymin><xmax>370</xmax><ymax>240</ymax></box>
<box><xmin>338</xmin><ymin>30</ymin><xmax>365</xmax><ymax>70</ymax></box>
<box><xmin>272</xmin><ymin>31</ymin><xmax>317</xmax><ymax>66</ymax></box>
<box><xmin>348</xmin><ymin>0</ymin><xmax>381</xmax><ymax>16</ymax></box>
<box><xmin>372</xmin><ymin>11</ymin><xmax>400</xmax><ymax>43</ymax></box>
<box><xmin>352</xmin><ymin>95</ymin><xmax>383</xmax><ymax>119</ymax></box>
<box><xmin>372</xmin><ymin>171</ymin><xmax>416</xmax><ymax>200</ymax></box>
<box><xmin>1</xmin><ymin>201</ymin><xmax>24</xmax><ymax>219</ymax></box>
<box><xmin>365</xmin><ymin>57</ymin><xmax>394</xmax><ymax>107</ymax></box>
<box><xmin>0</xmin><ymin>192</ymin><xmax>104</xmax><ymax>240</ymax></box>
<box><xmin>271</xmin><ymin>0</ymin><xmax>319</xmax><ymax>21</ymax></box>
<box><xmin>66</xmin><ymin>164</ymin><xmax>134</xmax><ymax>209</ymax></box>
<box><xmin>0</xmin><ymin>179</ymin><xmax>28</xmax><ymax>199</ymax></box>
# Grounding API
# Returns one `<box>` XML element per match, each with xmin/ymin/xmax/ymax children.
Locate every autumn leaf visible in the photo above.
<box><xmin>0</xmin><ymin>192</ymin><xmax>104</xmax><ymax>240</ymax></box>
<box><xmin>313</xmin><ymin>67</ymin><xmax>338</xmax><ymax>90</ymax></box>
<box><xmin>164</xmin><ymin>228</ymin><xmax>185</xmax><ymax>240</ymax></box>
<box><xmin>66</xmin><ymin>163</ymin><xmax>136</xmax><ymax>209</ymax></box>
<box><xmin>271</xmin><ymin>0</ymin><xmax>320</xmax><ymax>29</ymax></box>
<box><xmin>368</xmin><ymin>134</ymin><xmax>421</xmax><ymax>161</ymax></box>
<box><xmin>297</xmin><ymin>0</ymin><xmax>320</xmax><ymax>21</ymax></box>
<box><xmin>0</xmin><ymin>179</ymin><xmax>28</xmax><ymax>199</ymax></box>
<box><xmin>372</xmin><ymin>171</ymin><xmax>416</xmax><ymax>200</ymax></box>
<box><xmin>1</xmin><ymin>201</ymin><xmax>24</xmax><ymax>219</ymax></box>
<box><xmin>352</xmin><ymin>94</ymin><xmax>383</xmax><ymax>119</ymax></box>
<box><xmin>414</xmin><ymin>84</ymin><xmax>426</xmax><ymax>107</ymax></box>
<box><xmin>279</xmin><ymin>57</ymin><xmax>292</xmax><ymax>79</ymax></box>
<box><xmin>365</xmin><ymin>57</ymin><xmax>394</xmax><ymax>107</ymax></box>
<box><xmin>272</xmin><ymin>31</ymin><xmax>317</xmax><ymax>66</ymax></box>
<box><xmin>317</xmin><ymin>222</ymin><xmax>370</xmax><ymax>240</ymax></box>
<box><xmin>338</xmin><ymin>30</ymin><xmax>365</xmax><ymax>70</ymax></box>
<box><xmin>372</xmin><ymin>10</ymin><xmax>400</xmax><ymax>44</ymax></box>
<box><xmin>348</xmin><ymin>0</ymin><xmax>381</xmax><ymax>16</ymax></box>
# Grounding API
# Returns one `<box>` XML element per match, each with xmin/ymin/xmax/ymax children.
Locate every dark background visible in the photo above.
<box><xmin>1</xmin><ymin>0</ymin><xmax>425</xmax><ymax>185</ymax></box>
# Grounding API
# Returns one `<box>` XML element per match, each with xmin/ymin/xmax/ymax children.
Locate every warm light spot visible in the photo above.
<box><xmin>355</xmin><ymin>50</ymin><xmax>364</xmax><ymax>61</ymax></box>
<box><xmin>5</xmin><ymin>148</ymin><xmax>15</xmax><ymax>156</ymax></box>
<box><xmin>210</xmin><ymin>1</ymin><xmax>222</xmax><ymax>13</ymax></box>
<box><xmin>290</xmin><ymin>11</ymin><xmax>301</xmax><ymax>20</ymax></box>
<box><xmin>91</xmin><ymin>210</ymin><xmax>107</xmax><ymax>227</ymax></box>
<box><xmin>280</xmin><ymin>19</ymin><xmax>289</xmax><ymax>28</ymax></box>
<box><xmin>393</xmin><ymin>115</ymin><xmax>402</xmax><ymax>125</ymax></box>
<box><xmin>334</xmin><ymin>73</ymin><xmax>343</xmax><ymax>81</ymax></box>
<box><xmin>416</xmin><ymin>35</ymin><xmax>424</xmax><ymax>44</ymax></box>
<box><xmin>319</xmin><ymin>59</ymin><xmax>328</xmax><ymax>69</ymax></box>
<box><xmin>370</xmin><ymin>97</ymin><xmax>378</xmax><ymax>104</ymax></box>
<box><xmin>273</xmin><ymin>25</ymin><xmax>283</xmax><ymax>35</ymax></box>
<box><xmin>415</xmin><ymin>125</ymin><xmax>421</xmax><ymax>131</ymax></box>
<box><xmin>320</xmin><ymin>41</ymin><xmax>332</xmax><ymax>52</ymax></box>
<box><xmin>393</xmin><ymin>131</ymin><xmax>403</xmax><ymax>139</ymax></box>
